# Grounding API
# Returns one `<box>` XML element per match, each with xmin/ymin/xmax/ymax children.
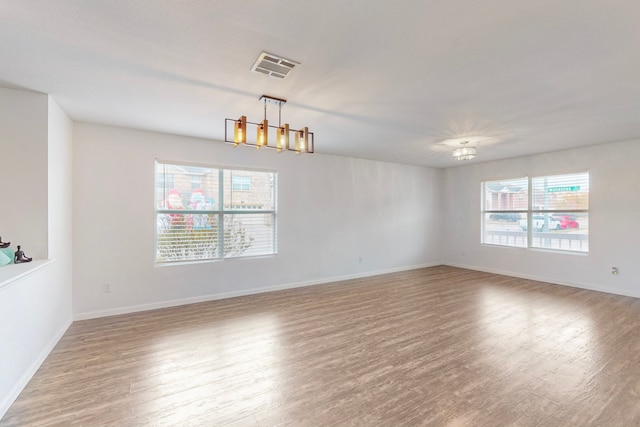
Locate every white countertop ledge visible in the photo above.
<box><xmin>0</xmin><ymin>259</ymin><xmax>54</xmax><ymax>291</ymax></box>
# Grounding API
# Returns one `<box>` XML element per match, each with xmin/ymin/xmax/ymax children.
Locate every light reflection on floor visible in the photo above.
<box><xmin>477</xmin><ymin>285</ymin><xmax>596</xmax><ymax>401</ymax></box>
<box><xmin>142</xmin><ymin>313</ymin><xmax>283</xmax><ymax>424</ymax></box>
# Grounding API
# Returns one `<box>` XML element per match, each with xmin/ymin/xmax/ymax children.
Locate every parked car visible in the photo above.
<box><xmin>551</xmin><ymin>214</ymin><xmax>579</xmax><ymax>229</ymax></box>
<box><xmin>519</xmin><ymin>215</ymin><xmax>561</xmax><ymax>231</ymax></box>
<box><xmin>489</xmin><ymin>213</ymin><xmax>521</xmax><ymax>222</ymax></box>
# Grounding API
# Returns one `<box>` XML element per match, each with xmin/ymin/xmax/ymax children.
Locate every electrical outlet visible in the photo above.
<box><xmin>358</xmin><ymin>256</ymin><xmax>363</xmax><ymax>264</ymax></box>
<box><xmin>611</xmin><ymin>267</ymin><xmax>619</xmax><ymax>275</ymax></box>
<box><xmin>102</xmin><ymin>283</ymin><xmax>111</xmax><ymax>293</ymax></box>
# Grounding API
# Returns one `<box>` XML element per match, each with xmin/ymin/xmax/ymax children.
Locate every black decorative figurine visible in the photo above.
<box><xmin>14</xmin><ymin>245</ymin><xmax>32</xmax><ymax>263</ymax></box>
<box><xmin>0</xmin><ymin>236</ymin><xmax>9</xmax><ymax>248</ymax></box>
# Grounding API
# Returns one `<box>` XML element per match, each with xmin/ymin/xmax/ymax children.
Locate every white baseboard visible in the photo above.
<box><xmin>0</xmin><ymin>315</ymin><xmax>73</xmax><ymax>420</ymax></box>
<box><xmin>445</xmin><ymin>262</ymin><xmax>640</xmax><ymax>299</ymax></box>
<box><xmin>74</xmin><ymin>262</ymin><xmax>442</xmax><ymax>321</ymax></box>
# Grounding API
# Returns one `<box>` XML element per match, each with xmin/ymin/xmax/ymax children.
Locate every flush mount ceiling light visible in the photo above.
<box><xmin>225</xmin><ymin>95</ymin><xmax>314</xmax><ymax>154</ymax></box>
<box><xmin>452</xmin><ymin>141</ymin><xmax>477</xmax><ymax>161</ymax></box>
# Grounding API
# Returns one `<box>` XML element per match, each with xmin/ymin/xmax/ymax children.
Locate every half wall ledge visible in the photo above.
<box><xmin>0</xmin><ymin>259</ymin><xmax>54</xmax><ymax>292</ymax></box>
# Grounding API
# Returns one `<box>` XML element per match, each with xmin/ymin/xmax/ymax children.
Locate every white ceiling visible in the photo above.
<box><xmin>1</xmin><ymin>1</ymin><xmax>639</xmax><ymax>168</ymax></box>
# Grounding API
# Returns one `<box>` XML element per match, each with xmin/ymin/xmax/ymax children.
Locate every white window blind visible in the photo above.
<box><xmin>155</xmin><ymin>162</ymin><xmax>277</xmax><ymax>263</ymax></box>
<box><xmin>482</xmin><ymin>172</ymin><xmax>589</xmax><ymax>253</ymax></box>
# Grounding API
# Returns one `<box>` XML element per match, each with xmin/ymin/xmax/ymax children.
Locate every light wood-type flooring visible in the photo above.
<box><xmin>4</xmin><ymin>265</ymin><xmax>640</xmax><ymax>426</ymax></box>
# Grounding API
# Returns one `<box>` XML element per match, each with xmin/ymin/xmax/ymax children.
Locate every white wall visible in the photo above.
<box><xmin>0</xmin><ymin>92</ymin><xmax>73</xmax><ymax>417</ymax></box>
<box><xmin>0</xmin><ymin>87</ymin><xmax>48</xmax><ymax>259</ymax></box>
<box><xmin>443</xmin><ymin>139</ymin><xmax>640</xmax><ymax>297</ymax></box>
<box><xmin>72</xmin><ymin>123</ymin><xmax>443</xmax><ymax>318</ymax></box>
<box><xmin>46</xmin><ymin>96</ymin><xmax>73</xmax><ymax>322</ymax></box>
<box><xmin>48</xmin><ymin>97</ymin><xmax>74</xmax><ymax>273</ymax></box>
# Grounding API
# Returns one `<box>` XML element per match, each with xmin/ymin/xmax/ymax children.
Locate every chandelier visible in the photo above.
<box><xmin>225</xmin><ymin>95</ymin><xmax>314</xmax><ymax>154</ymax></box>
<box><xmin>452</xmin><ymin>141</ymin><xmax>477</xmax><ymax>161</ymax></box>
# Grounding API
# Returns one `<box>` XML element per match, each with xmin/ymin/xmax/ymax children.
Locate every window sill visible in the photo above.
<box><xmin>529</xmin><ymin>247</ymin><xmax>589</xmax><ymax>256</ymax></box>
<box><xmin>154</xmin><ymin>253</ymin><xmax>277</xmax><ymax>267</ymax></box>
<box><xmin>0</xmin><ymin>259</ymin><xmax>54</xmax><ymax>291</ymax></box>
<box><xmin>481</xmin><ymin>244</ymin><xmax>589</xmax><ymax>256</ymax></box>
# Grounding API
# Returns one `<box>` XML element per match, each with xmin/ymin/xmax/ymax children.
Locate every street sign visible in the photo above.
<box><xmin>548</xmin><ymin>186</ymin><xmax>580</xmax><ymax>193</ymax></box>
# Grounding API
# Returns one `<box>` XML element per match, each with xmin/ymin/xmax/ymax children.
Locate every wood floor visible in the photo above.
<box><xmin>4</xmin><ymin>266</ymin><xmax>640</xmax><ymax>426</ymax></box>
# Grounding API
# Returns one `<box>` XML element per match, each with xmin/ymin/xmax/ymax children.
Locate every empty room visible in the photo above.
<box><xmin>1</xmin><ymin>1</ymin><xmax>640</xmax><ymax>425</ymax></box>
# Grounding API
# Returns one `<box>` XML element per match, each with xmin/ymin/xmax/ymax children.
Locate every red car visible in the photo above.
<box><xmin>552</xmin><ymin>215</ymin><xmax>579</xmax><ymax>229</ymax></box>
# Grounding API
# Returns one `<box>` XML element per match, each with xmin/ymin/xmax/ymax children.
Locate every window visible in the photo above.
<box><xmin>155</xmin><ymin>161</ymin><xmax>277</xmax><ymax>263</ymax></box>
<box><xmin>482</xmin><ymin>177</ymin><xmax>529</xmax><ymax>248</ymax></box>
<box><xmin>530</xmin><ymin>173</ymin><xmax>589</xmax><ymax>251</ymax></box>
<box><xmin>482</xmin><ymin>172</ymin><xmax>589</xmax><ymax>253</ymax></box>
<box><xmin>232</xmin><ymin>175</ymin><xmax>251</xmax><ymax>191</ymax></box>
<box><xmin>190</xmin><ymin>176</ymin><xmax>201</xmax><ymax>190</ymax></box>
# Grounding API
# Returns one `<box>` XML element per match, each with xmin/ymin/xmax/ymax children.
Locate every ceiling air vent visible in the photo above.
<box><xmin>251</xmin><ymin>52</ymin><xmax>300</xmax><ymax>79</ymax></box>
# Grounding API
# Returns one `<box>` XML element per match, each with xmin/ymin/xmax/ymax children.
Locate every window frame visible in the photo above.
<box><xmin>155</xmin><ymin>160</ymin><xmax>278</xmax><ymax>265</ymax></box>
<box><xmin>481</xmin><ymin>172</ymin><xmax>589</xmax><ymax>254</ymax></box>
